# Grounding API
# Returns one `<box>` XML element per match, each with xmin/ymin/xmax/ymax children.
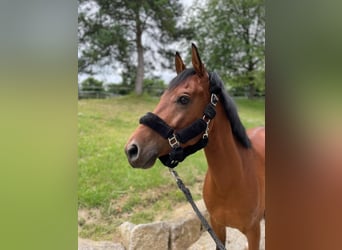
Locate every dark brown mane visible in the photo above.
<box><xmin>209</xmin><ymin>72</ymin><xmax>251</xmax><ymax>148</ymax></box>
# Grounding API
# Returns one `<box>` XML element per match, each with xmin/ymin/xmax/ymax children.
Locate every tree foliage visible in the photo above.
<box><xmin>189</xmin><ymin>0</ymin><xmax>265</xmax><ymax>98</ymax></box>
<box><xmin>78</xmin><ymin>0</ymin><xmax>191</xmax><ymax>95</ymax></box>
<box><xmin>79</xmin><ymin>77</ymin><xmax>107</xmax><ymax>99</ymax></box>
<box><xmin>107</xmin><ymin>77</ymin><xmax>165</xmax><ymax>96</ymax></box>
<box><xmin>143</xmin><ymin>77</ymin><xmax>165</xmax><ymax>96</ymax></box>
<box><xmin>81</xmin><ymin>77</ymin><xmax>104</xmax><ymax>92</ymax></box>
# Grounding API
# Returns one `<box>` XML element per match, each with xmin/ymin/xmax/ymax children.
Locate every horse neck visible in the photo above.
<box><xmin>203</xmin><ymin>103</ymin><xmax>244</xmax><ymax>191</ymax></box>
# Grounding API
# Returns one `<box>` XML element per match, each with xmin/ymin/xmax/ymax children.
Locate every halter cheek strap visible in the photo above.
<box><xmin>139</xmin><ymin>72</ymin><xmax>221</xmax><ymax>168</ymax></box>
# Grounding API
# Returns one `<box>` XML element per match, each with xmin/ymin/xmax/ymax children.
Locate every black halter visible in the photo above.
<box><xmin>139</xmin><ymin>72</ymin><xmax>221</xmax><ymax>168</ymax></box>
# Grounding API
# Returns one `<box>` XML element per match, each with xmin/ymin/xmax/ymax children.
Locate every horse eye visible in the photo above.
<box><xmin>177</xmin><ymin>95</ymin><xmax>190</xmax><ymax>105</ymax></box>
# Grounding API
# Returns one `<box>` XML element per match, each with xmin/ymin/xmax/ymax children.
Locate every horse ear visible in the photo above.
<box><xmin>191</xmin><ymin>43</ymin><xmax>204</xmax><ymax>77</ymax></box>
<box><xmin>175</xmin><ymin>52</ymin><xmax>186</xmax><ymax>74</ymax></box>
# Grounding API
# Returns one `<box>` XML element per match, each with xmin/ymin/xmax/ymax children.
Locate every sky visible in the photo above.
<box><xmin>78</xmin><ymin>0</ymin><xmax>195</xmax><ymax>85</ymax></box>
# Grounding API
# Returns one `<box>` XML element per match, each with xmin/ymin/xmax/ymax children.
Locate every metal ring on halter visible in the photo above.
<box><xmin>203</xmin><ymin>129</ymin><xmax>209</xmax><ymax>139</ymax></box>
<box><xmin>211</xmin><ymin>93</ymin><xmax>219</xmax><ymax>106</ymax></box>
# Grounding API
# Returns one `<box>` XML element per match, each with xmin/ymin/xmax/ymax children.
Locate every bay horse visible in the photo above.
<box><xmin>125</xmin><ymin>44</ymin><xmax>265</xmax><ymax>250</ymax></box>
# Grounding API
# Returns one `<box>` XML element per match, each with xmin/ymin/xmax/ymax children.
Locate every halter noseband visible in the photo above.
<box><xmin>139</xmin><ymin>72</ymin><xmax>221</xmax><ymax>168</ymax></box>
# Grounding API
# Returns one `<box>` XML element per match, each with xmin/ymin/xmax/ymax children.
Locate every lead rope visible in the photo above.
<box><xmin>168</xmin><ymin>168</ymin><xmax>227</xmax><ymax>250</ymax></box>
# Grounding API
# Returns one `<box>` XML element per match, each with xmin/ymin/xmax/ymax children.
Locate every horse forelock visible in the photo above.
<box><xmin>168</xmin><ymin>68</ymin><xmax>196</xmax><ymax>90</ymax></box>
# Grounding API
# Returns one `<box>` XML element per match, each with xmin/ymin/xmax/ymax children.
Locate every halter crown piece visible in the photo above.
<box><xmin>139</xmin><ymin>72</ymin><xmax>221</xmax><ymax>168</ymax></box>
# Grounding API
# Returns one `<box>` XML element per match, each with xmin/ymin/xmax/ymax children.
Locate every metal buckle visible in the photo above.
<box><xmin>211</xmin><ymin>93</ymin><xmax>219</xmax><ymax>106</ymax></box>
<box><xmin>203</xmin><ymin>124</ymin><xmax>209</xmax><ymax>139</ymax></box>
<box><xmin>168</xmin><ymin>134</ymin><xmax>180</xmax><ymax>148</ymax></box>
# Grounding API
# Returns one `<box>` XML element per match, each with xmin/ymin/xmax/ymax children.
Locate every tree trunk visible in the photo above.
<box><xmin>135</xmin><ymin>43</ymin><xmax>144</xmax><ymax>95</ymax></box>
<box><xmin>247</xmin><ymin>82</ymin><xmax>256</xmax><ymax>99</ymax></box>
<box><xmin>246</xmin><ymin>54</ymin><xmax>255</xmax><ymax>99</ymax></box>
<box><xmin>135</xmin><ymin>11</ymin><xmax>144</xmax><ymax>95</ymax></box>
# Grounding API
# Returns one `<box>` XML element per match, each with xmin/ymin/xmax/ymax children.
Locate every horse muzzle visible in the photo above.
<box><xmin>125</xmin><ymin>138</ymin><xmax>159</xmax><ymax>169</ymax></box>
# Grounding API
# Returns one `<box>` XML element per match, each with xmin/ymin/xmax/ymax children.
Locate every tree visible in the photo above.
<box><xmin>81</xmin><ymin>77</ymin><xmax>104</xmax><ymax>92</ymax></box>
<box><xmin>188</xmin><ymin>0</ymin><xmax>265</xmax><ymax>98</ymax></box>
<box><xmin>143</xmin><ymin>77</ymin><xmax>165</xmax><ymax>96</ymax></box>
<box><xmin>78</xmin><ymin>0</ymin><xmax>191</xmax><ymax>95</ymax></box>
<box><xmin>79</xmin><ymin>77</ymin><xmax>106</xmax><ymax>98</ymax></box>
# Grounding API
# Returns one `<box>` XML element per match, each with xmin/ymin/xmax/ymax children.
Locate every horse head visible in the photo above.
<box><xmin>125</xmin><ymin>44</ymin><xmax>213</xmax><ymax>168</ymax></box>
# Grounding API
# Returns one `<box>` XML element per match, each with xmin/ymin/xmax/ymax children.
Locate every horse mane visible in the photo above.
<box><xmin>167</xmin><ymin>68</ymin><xmax>251</xmax><ymax>148</ymax></box>
<box><xmin>209</xmin><ymin>72</ymin><xmax>251</xmax><ymax>148</ymax></box>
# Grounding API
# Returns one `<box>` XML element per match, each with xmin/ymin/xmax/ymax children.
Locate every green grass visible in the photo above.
<box><xmin>78</xmin><ymin>95</ymin><xmax>264</xmax><ymax>240</ymax></box>
<box><xmin>234</xmin><ymin>97</ymin><xmax>265</xmax><ymax>128</ymax></box>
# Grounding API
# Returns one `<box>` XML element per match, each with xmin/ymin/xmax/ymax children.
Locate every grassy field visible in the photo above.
<box><xmin>78</xmin><ymin>95</ymin><xmax>264</xmax><ymax>240</ymax></box>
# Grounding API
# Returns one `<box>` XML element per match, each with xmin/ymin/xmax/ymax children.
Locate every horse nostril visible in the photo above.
<box><xmin>126</xmin><ymin>143</ymin><xmax>139</xmax><ymax>160</ymax></box>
